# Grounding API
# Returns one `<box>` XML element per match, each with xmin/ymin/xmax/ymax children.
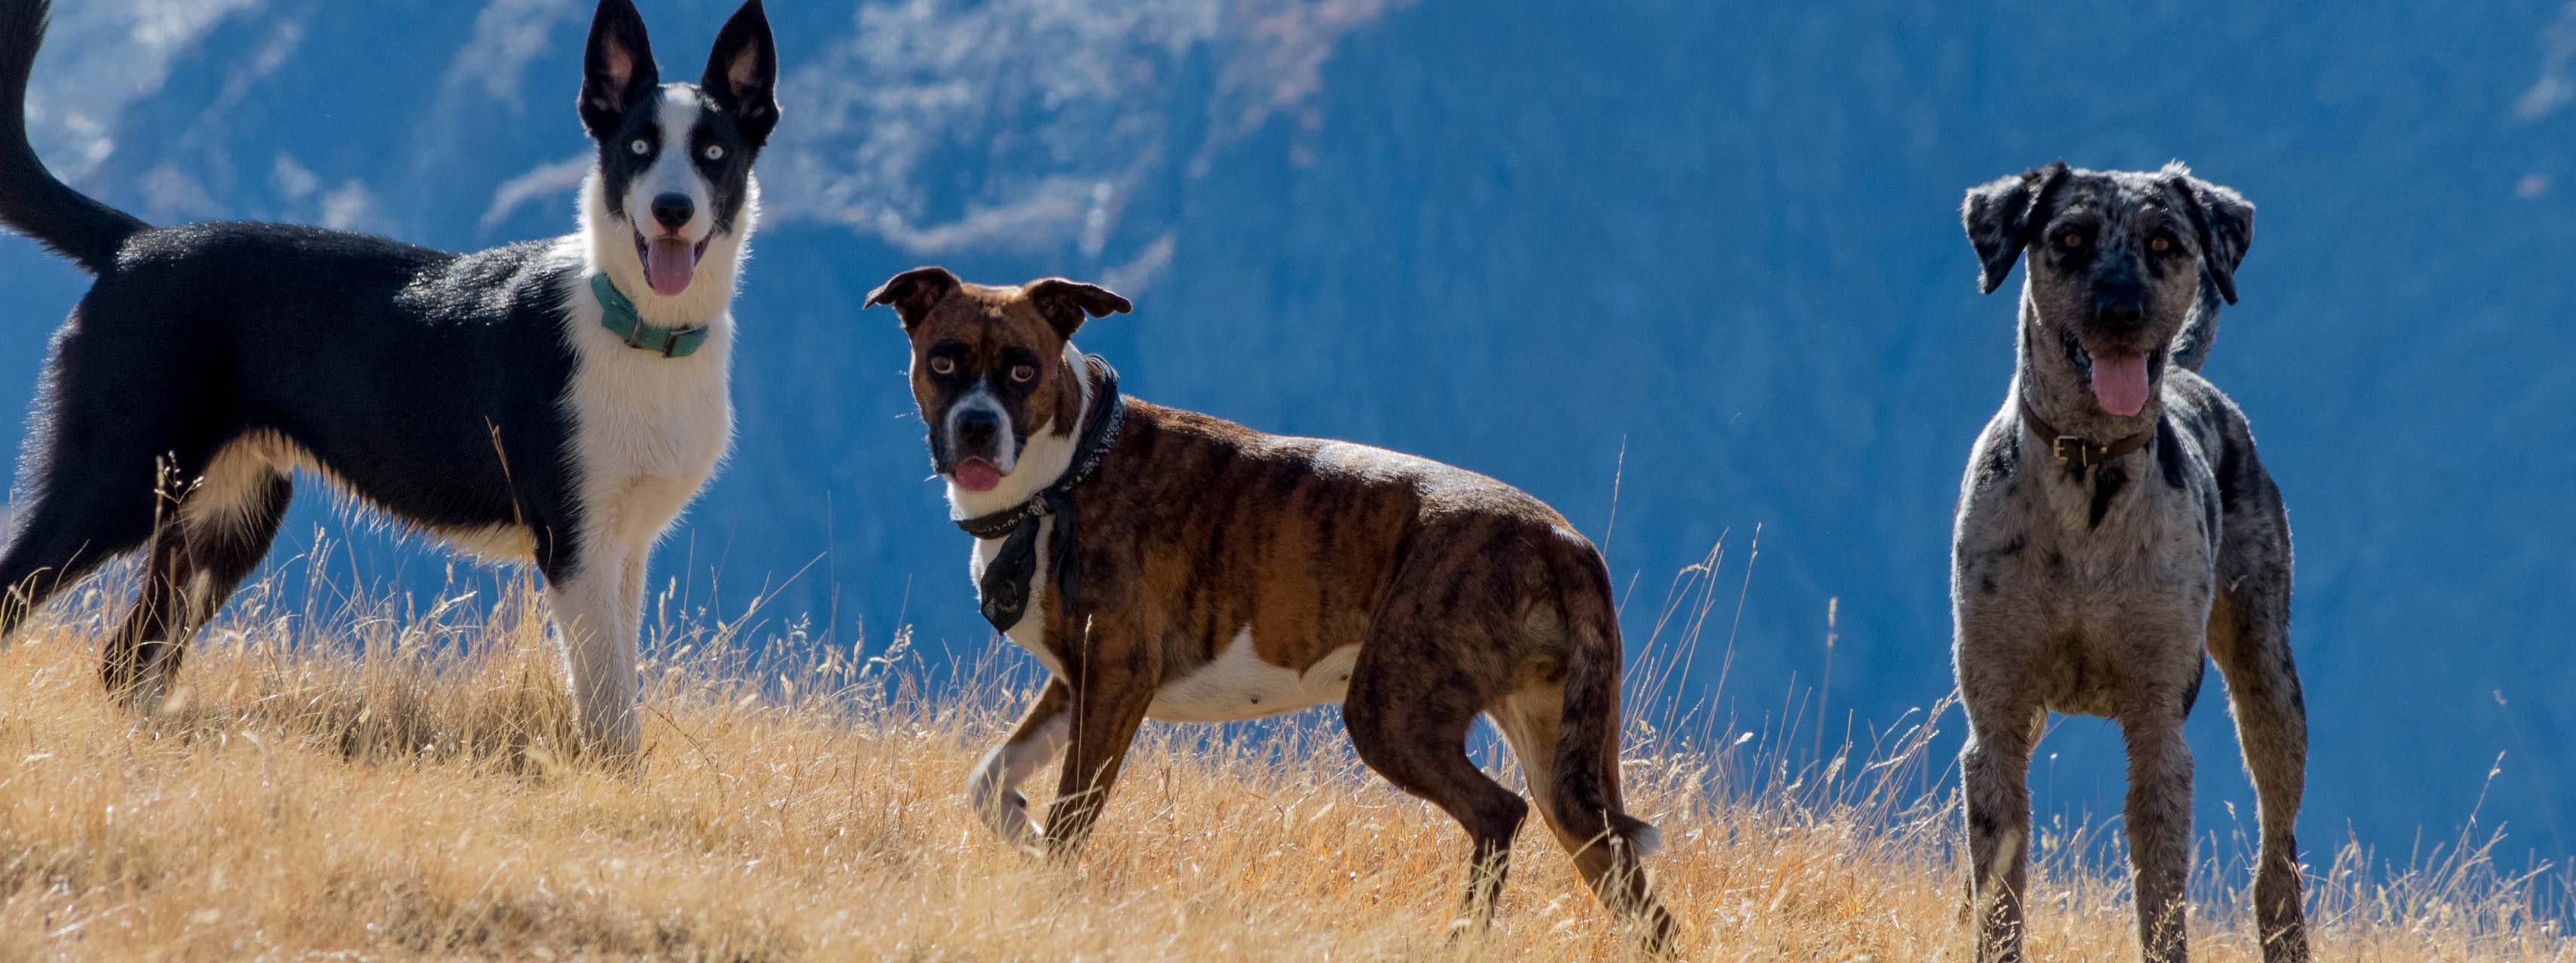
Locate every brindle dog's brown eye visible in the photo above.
<box><xmin>2149</xmin><ymin>235</ymin><xmax>2173</xmax><ymax>253</ymax></box>
<box><xmin>928</xmin><ymin>357</ymin><xmax>956</xmax><ymax>376</ymax></box>
<box><xmin>1010</xmin><ymin>364</ymin><xmax>1037</xmax><ymax>384</ymax></box>
<box><xmin>2060</xmin><ymin>231</ymin><xmax>2085</xmax><ymax>250</ymax></box>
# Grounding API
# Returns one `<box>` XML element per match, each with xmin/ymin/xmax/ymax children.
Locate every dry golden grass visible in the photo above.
<box><xmin>0</xmin><ymin>541</ymin><xmax>2567</xmax><ymax>961</ymax></box>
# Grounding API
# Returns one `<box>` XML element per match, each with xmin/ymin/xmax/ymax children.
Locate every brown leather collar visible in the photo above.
<box><xmin>2019</xmin><ymin>397</ymin><xmax>2152</xmax><ymax>468</ymax></box>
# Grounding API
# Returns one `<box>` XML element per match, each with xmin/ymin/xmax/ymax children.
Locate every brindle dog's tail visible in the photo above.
<box><xmin>1547</xmin><ymin>546</ymin><xmax>1677</xmax><ymax>950</ymax></box>
<box><xmin>2169</xmin><ymin>278</ymin><xmax>2225</xmax><ymax>373</ymax></box>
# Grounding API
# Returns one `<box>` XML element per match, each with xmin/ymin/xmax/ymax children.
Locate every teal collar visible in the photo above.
<box><xmin>590</xmin><ymin>274</ymin><xmax>712</xmax><ymax>358</ymax></box>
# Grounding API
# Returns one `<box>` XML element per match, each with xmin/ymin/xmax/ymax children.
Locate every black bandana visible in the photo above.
<box><xmin>955</xmin><ymin>355</ymin><xmax>1126</xmax><ymax>634</ymax></box>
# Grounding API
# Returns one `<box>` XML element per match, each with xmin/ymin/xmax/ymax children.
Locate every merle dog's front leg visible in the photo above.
<box><xmin>1961</xmin><ymin>689</ymin><xmax>2042</xmax><ymax>962</ymax></box>
<box><xmin>1955</xmin><ymin>590</ymin><xmax>2048</xmax><ymax>962</ymax></box>
<box><xmin>2119</xmin><ymin>701</ymin><xmax>2195</xmax><ymax>963</ymax></box>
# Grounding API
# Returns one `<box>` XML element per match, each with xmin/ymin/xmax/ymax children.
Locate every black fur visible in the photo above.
<box><xmin>2154</xmin><ymin>416</ymin><xmax>2188</xmax><ymax>489</ymax></box>
<box><xmin>0</xmin><ymin>1</ymin><xmax>144</xmax><ymax>273</ymax></box>
<box><xmin>579</xmin><ymin>0</ymin><xmax>660</xmax><ymax>141</ymax></box>
<box><xmin>700</xmin><ymin>1</ymin><xmax>780</xmax><ymax>149</ymax></box>
<box><xmin>0</xmin><ymin>227</ymin><xmax>587</xmax><ymax>636</ymax></box>
<box><xmin>2086</xmin><ymin>462</ymin><xmax>2127</xmax><ymax>530</ymax></box>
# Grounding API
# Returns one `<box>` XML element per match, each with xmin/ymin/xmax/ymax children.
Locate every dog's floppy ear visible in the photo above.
<box><xmin>867</xmin><ymin>266</ymin><xmax>963</xmax><ymax>330</ymax></box>
<box><xmin>700</xmin><ymin>0</ymin><xmax>780</xmax><ymax>149</ymax></box>
<box><xmin>1022</xmin><ymin>278</ymin><xmax>1132</xmax><ymax>339</ymax></box>
<box><xmin>580</xmin><ymin>0</ymin><xmax>660</xmax><ymax>139</ymax></box>
<box><xmin>1961</xmin><ymin>161</ymin><xmax>2069</xmax><ymax>295</ymax></box>
<box><xmin>2162</xmin><ymin>162</ymin><xmax>2253</xmax><ymax>305</ymax></box>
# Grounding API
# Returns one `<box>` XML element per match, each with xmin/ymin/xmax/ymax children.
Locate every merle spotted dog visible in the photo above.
<box><xmin>1950</xmin><ymin>161</ymin><xmax>2308</xmax><ymax>962</ymax></box>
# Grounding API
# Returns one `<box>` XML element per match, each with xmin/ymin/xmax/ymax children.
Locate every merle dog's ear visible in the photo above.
<box><xmin>580</xmin><ymin>0</ymin><xmax>660</xmax><ymax>139</ymax></box>
<box><xmin>701</xmin><ymin>0</ymin><xmax>780</xmax><ymax>149</ymax></box>
<box><xmin>866</xmin><ymin>266</ymin><xmax>962</xmax><ymax>330</ymax></box>
<box><xmin>2164</xmin><ymin>164</ymin><xmax>2254</xmax><ymax>305</ymax></box>
<box><xmin>1961</xmin><ymin>161</ymin><xmax>2069</xmax><ymax>295</ymax></box>
<box><xmin>1022</xmin><ymin>278</ymin><xmax>1132</xmax><ymax>339</ymax></box>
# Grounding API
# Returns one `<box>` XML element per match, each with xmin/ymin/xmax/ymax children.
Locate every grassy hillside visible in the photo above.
<box><xmin>0</xmin><ymin>548</ymin><xmax>2562</xmax><ymax>961</ymax></box>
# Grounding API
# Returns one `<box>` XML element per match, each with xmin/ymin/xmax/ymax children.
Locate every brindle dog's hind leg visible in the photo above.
<box><xmin>1341</xmin><ymin>560</ymin><xmax>1529</xmax><ymax>934</ymax></box>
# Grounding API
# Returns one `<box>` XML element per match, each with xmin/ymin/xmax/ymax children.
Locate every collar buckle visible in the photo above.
<box><xmin>2050</xmin><ymin>435</ymin><xmax>2097</xmax><ymax>467</ymax></box>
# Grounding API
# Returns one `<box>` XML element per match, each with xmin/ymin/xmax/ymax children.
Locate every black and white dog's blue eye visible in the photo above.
<box><xmin>629</xmin><ymin>138</ymin><xmax>650</xmax><ymax>156</ymax></box>
<box><xmin>703</xmin><ymin>144</ymin><xmax>725</xmax><ymax>161</ymax></box>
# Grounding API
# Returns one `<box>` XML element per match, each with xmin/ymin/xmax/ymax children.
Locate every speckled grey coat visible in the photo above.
<box><xmin>1951</xmin><ymin>162</ymin><xmax>2309</xmax><ymax>963</ymax></box>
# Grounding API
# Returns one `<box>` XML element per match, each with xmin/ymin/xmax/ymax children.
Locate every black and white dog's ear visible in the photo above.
<box><xmin>580</xmin><ymin>0</ymin><xmax>660</xmax><ymax>139</ymax></box>
<box><xmin>701</xmin><ymin>0</ymin><xmax>780</xmax><ymax>149</ymax></box>
<box><xmin>1961</xmin><ymin>161</ymin><xmax>2069</xmax><ymax>295</ymax></box>
<box><xmin>867</xmin><ymin>266</ymin><xmax>963</xmax><ymax>330</ymax></box>
<box><xmin>2163</xmin><ymin>163</ymin><xmax>2254</xmax><ymax>305</ymax></box>
<box><xmin>1023</xmin><ymin>278</ymin><xmax>1132</xmax><ymax>339</ymax></box>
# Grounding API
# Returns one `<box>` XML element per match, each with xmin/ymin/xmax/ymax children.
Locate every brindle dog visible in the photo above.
<box><xmin>868</xmin><ymin>266</ymin><xmax>1676</xmax><ymax>951</ymax></box>
<box><xmin>1953</xmin><ymin>161</ymin><xmax>2308</xmax><ymax>962</ymax></box>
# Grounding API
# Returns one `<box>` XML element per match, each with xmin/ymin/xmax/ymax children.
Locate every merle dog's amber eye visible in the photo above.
<box><xmin>928</xmin><ymin>357</ymin><xmax>956</xmax><ymax>376</ymax></box>
<box><xmin>1009</xmin><ymin>364</ymin><xmax>1037</xmax><ymax>383</ymax></box>
<box><xmin>2059</xmin><ymin>231</ymin><xmax>2084</xmax><ymax>249</ymax></box>
<box><xmin>2149</xmin><ymin>235</ymin><xmax>2173</xmax><ymax>253</ymax></box>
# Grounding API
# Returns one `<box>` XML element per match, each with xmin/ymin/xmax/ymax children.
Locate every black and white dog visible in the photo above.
<box><xmin>0</xmin><ymin>0</ymin><xmax>776</xmax><ymax>756</ymax></box>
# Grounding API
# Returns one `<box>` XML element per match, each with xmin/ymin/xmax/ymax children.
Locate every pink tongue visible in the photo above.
<box><xmin>644</xmin><ymin>238</ymin><xmax>697</xmax><ymax>297</ymax></box>
<box><xmin>2091</xmin><ymin>352</ymin><xmax>2152</xmax><ymax>416</ymax></box>
<box><xmin>953</xmin><ymin>461</ymin><xmax>1002</xmax><ymax>492</ymax></box>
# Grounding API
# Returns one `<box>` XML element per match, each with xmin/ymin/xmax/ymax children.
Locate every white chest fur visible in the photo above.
<box><xmin>555</xmin><ymin>242</ymin><xmax>736</xmax><ymax>548</ymax></box>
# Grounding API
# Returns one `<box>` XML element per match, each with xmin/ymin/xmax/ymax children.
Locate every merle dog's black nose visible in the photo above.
<box><xmin>2095</xmin><ymin>298</ymin><xmax>2144</xmax><ymax>330</ymax></box>
<box><xmin>956</xmin><ymin>410</ymin><xmax>1001</xmax><ymax>451</ymax></box>
<box><xmin>651</xmin><ymin>193</ymin><xmax>694</xmax><ymax>231</ymax></box>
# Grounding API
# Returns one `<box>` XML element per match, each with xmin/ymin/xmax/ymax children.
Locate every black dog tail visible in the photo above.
<box><xmin>0</xmin><ymin>0</ymin><xmax>146</xmax><ymax>274</ymax></box>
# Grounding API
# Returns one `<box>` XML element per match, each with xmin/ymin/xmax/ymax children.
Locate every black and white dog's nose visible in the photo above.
<box><xmin>651</xmin><ymin>193</ymin><xmax>694</xmax><ymax>231</ymax></box>
<box><xmin>956</xmin><ymin>410</ymin><xmax>1001</xmax><ymax>450</ymax></box>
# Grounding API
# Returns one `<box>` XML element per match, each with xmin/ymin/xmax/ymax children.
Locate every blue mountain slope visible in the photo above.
<box><xmin>1</xmin><ymin>0</ymin><xmax>2570</xmax><ymax>866</ymax></box>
